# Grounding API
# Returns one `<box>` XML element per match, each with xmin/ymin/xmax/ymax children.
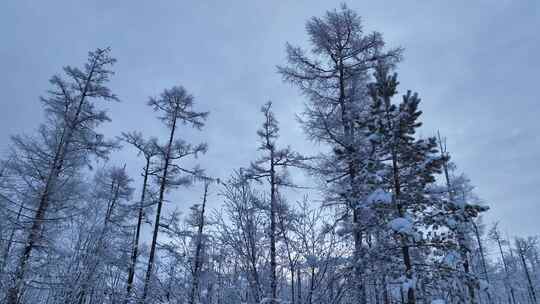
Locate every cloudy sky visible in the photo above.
<box><xmin>1</xmin><ymin>0</ymin><xmax>538</xmax><ymax>237</ymax></box>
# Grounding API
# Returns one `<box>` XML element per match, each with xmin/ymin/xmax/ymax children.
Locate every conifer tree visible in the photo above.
<box><xmin>189</xmin><ymin>180</ymin><xmax>212</xmax><ymax>304</ymax></box>
<box><xmin>436</xmin><ymin>133</ymin><xmax>490</xmax><ymax>304</ymax></box>
<box><xmin>141</xmin><ymin>86</ymin><xmax>208</xmax><ymax>303</ymax></box>
<box><xmin>515</xmin><ymin>237</ymin><xmax>538</xmax><ymax>304</ymax></box>
<box><xmin>278</xmin><ymin>6</ymin><xmax>401</xmax><ymax>303</ymax></box>
<box><xmin>489</xmin><ymin>223</ymin><xmax>518</xmax><ymax>304</ymax></box>
<box><xmin>69</xmin><ymin>166</ymin><xmax>133</xmax><ymax>304</ymax></box>
<box><xmin>369</xmin><ymin>64</ymin><xmax>445</xmax><ymax>304</ymax></box>
<box><xmin>5</xmin><ymin>48</ymin><xmax>118</xmax><ymax>304</ymax></box>
<box><xmin>219</xmin><ymin>172</ymin><xmax>268</xmax><ymax>304</ymax></box>
<box><xmin>121</xmin><ymin>131</ymin><xmax>161</xmax><ymax>303</ymax></box>
<box><xmin>244</xmin><ymin>101</ymin><xmax>304</xmax><ymax>303</ymax></box>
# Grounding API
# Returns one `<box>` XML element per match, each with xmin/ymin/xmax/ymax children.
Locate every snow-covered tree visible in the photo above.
<box><xmin>244</xmin><ymin>101</ymin><xmax>305</xmax><ymax>303</ymax></box>
<box><xmin>1</xmin><ymin>5</ymin><xmax>534</xmax><ymax>304</ymax></box>
<box><xmin>141</xmin><ymin>86</ymin><xmax>208</xmax><ymax>303</ymax></box>
<box><xmin>278</xmin><ymin>5</ymin><xmax>401</xmax><ymax>303</ymax></box>
<box><xmin>120</xmin><ymin>131</ymin><xmax>161</xmax><ymax>303</ymax></box>
<box><xmin>2</xmin><ymin>48</ymin><xmax>118</xmax><ymax>304</ymax></box>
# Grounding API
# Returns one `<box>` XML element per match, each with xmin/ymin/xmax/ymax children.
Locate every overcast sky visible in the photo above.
<box><xmin>1</xmin><ymin>0</ymin><xmax>538</xmax><ymax>237</ymax></box>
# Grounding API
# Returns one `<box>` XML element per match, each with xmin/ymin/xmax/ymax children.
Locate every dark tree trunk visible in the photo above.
<box><xmin>518</xmin><ymin>244</ymin><xmax>537</xmax><ymax>304</ymax></box>
<box><xmin>125</xmin><ymin>157</ymin><xmax>151</xmax><ymax>304</ymax></box>
<box><xmin>189</xmin><ymin>182</ymin><xmax>210</xmax><ymax>304</ymax></box>
<box><xmin>392</xmin><ymin>153</ymin><xmax>415</xmax><ymax>304</ymax></box>
<box><xmin>141</xmin><ymin>109</ymin><xmax>178</xmax><ymax>303</ymax></box>
<box><xmin>269</xmin><ymin>149</ymin><xmax>278</xmax><ymax>303</ymax></box>
<box><xmin>7</xmin><ymin>58</ymin><xmax>98</xmax><ymax>304</ymax></box>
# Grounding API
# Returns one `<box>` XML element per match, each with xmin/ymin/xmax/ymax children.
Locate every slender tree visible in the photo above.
<box><xmin>6</xmin><ymin>48</ymin><xmax>118</xmax><ymax>304</ymax></box>
<box><xmin>245</xmin><ymin>101</ymin><xmax>305</xmax><ymax>303</ymax></box>
<box><xmin>141</xmin><ymin>86</ymin><xmax>208</xmax><ymax>303</ymax></box>
<box><xmin>515</xmin><ymin>237</ymin><xmax>538</xmax><ymax>304</ymax></box>
<box><xmin>71</xmin><ymin>166</ymin><xmax>133</xmax><ymax>304</ymax></box>
<box><xmin>489</xmin><ymin>223</ymin><xmax>517</xmax><ymax>304</ymax></box>
<box><xmin>189</xmin><ymin>180</ymin><xmax>211</xmax><ymax>304</ymax></box>
<box><xmin>218</xmin><ymin>173</ymin><xmax>266</xmax><ymax>304</ymax></box>
<box><xmin>369</xmin><ymin>64</ymin><xmax>445</xmax><ymax>304</ymax></box>
<box><xmin>121</xmin><ymin>131</ymin><xmax>161</xmax><ymax>303</ymax></box>
<box><xmin>436</xmin><ymin>132</ymin><xmax>491</xmax><ymax>304</ymax></box>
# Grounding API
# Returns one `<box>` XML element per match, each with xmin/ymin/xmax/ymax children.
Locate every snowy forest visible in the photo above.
<box><xmin>1</xmin><ymin>4</ymin><xmax>539</xmax><ymax>304</ymax></box>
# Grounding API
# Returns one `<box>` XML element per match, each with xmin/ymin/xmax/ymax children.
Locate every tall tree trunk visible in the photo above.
<box><xmin>8</xmin><ymin>147</ymin><xmax>61</xmax><ymax>304</ymax></box>
<box><xmin>269</xmin><ymin>148</ymin><xmax>278</xmax><ymax>303</ymax></box>
<box><xmin>7</xmin><ymin>58</ymin><xmax>99</xmax><ymax>304</ymax></box>
<box><xmin>247</xmin><ymin>228</ymin><xmax>261</xmax><ymax>304</ymax></box>
<box><xmin>76</xmin><ymin>174</ymin><xmax>122</xmax><ymax>304</ymax></box>
<box><xmin>438</xmin><ymin>137</ymin><xmax>477</xmax><ymax>304</ymax></box>
<box><xmin>277</xmin><ymin>193</ymin><xmax>295</xmax><ymax>304</ymax></box>
<box><xmin>308</xmin><ymin>266</ymin><xmax>315</xmax><ymax>304</ymax></box>
<box><xmin>290</xmin><ymin>265</ymin><xmax>295</xmax><ymax>304</ymax></box>
<box><xmin>373</xmin><ymin>274</ymin><xmax>380</xmax><ymax>304</ymax></box>
<box><xmin>141</xmin><ymin>109</ymin><xmax>178</xmax><ymax>303</ymax></box>
<box><xmin>283</xmin><ymin>227</ymin><xmax>296</xmax><ymax>304</ymax></box>
<box><xmin>392</xmin><ymin>152</ymin><xmax>416</xmax><ymax>304</ymax></box>
<box><xmin>0</xmin><ymin>159</ymin><xmax>18</xmax><ymax>275</ymax></box>
<box><xmin>297</xmin><ymin>268</ymin><xmax>302</xmax><ymax>304</ymax></box>
<box><xmin>472</xmin><ymin>222</ymin><xmax>493</xmax><ymax>304</ymax></box>
<box><xmin>0</xmin><ymin>199</ymin><xmax>23</xmax><ymax>275</ymax></box>
<box><xmin>189</xmin><ymin>182</ymin><xmax>209</xmax><ymax>304</ymax></box>
<box><xmin>125</xmin><ymin>157</ymin><xmax>151</xmax><ymax>304</ymax></box>
<box><xmin>337</xmin><ymin>56</ymin><xmax>367</xmax><ymax>304</ymax></box>
<box><xmin>382</xmin><ymin>274</ymin><xmax>389</xmax><ymax>304</ymax></box>
<box><xmin>505</xmin><ymin>244</ymin><xmax>519</xmax><ymax>304</ymax></box>
<box><xmin>517</xmin><ymin>243</ymin><xmax>538</xmax><ymax>304</ymax></box>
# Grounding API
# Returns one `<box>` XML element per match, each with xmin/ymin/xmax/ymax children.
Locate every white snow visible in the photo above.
<box><xmin>305</xmin><ymin>254</ymin><xmax>318</xmax><ymax>267</ymax></box>
<box><xmin>445</xmin><ymin>218</ymin><xmax>457</xmax><ymax>229</ymax></box>
<box><xmin>335</xmin><ymin>220</ymin><xmax>352</xmax><ymax>236</ymax></box>
<box><xmin>442</xmin><ymin>250</ymin><xmax>460</xmax><ymax>267</ymax></box>
<box><xmin>402</xmin><ymin>277</ymin><xmax>417</xmax><ymax>292</ymax></box>
<box><xmin>366</xmin><ymin>188</ymin><xmax>392</xmax><ymax>205</ymax></box>
<box><xmin>479</xmin><ymin>279</ymin><xmax>490</xmax><ymax>291</ymax></box>
<box><xmin>389</xmin><ymin>217</ymin><xmax>413</xmax><ymax>234</ymax></box>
